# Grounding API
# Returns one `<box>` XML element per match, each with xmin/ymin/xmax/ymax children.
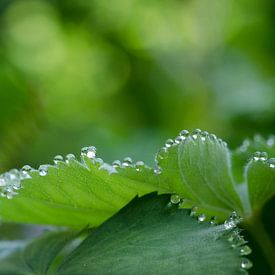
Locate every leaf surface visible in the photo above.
<box><xmin>58</xmin><ymin>194</ymin><xmax>245</xmax><ymax>275</ymax></box>
<box><xmin>245</xmin><ymin>159</ymin><xmax>275</xmax><ymax>215</ymax></box>
<box><xmin>0</xmin><ymin>157</ymin><xmax>163</xmax><ymax>228</ymax></box>
<box><xmin>157</xmin><ymin>132</ymin><xmax>242</xmax><ymax>219</ymax></box>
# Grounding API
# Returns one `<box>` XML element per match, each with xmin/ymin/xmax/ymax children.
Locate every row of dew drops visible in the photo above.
<box><xmin>239</xmin><ymin>135</ymin><xmax>275</xmax><ymax>168</ymax></box>
<box><xmin>155</xmin><ymin>129</ymin><xmax>227</xmax><ymax>163</ymax></box>
<box><xmin>0</xmin><ymin>128</ymin><xmax>264</xmax><ymax>200</ymax></box>
<box><xmin>239</xmin><ymin>135</ymin><xmax>275</xmax><ymax>153</ymax></box>
<box><xmin>0</xmin><ymin>137</ymin><xmax>160</xmax><ymax>200</ymax></box>
<box><xmin>170</xmin><ymin>194</ymin><xmax>253</xmax><ymax>272</ymax></box>
<box><xmin>0</xmin><ymin>129</ymin><xmax>226</xmax><ymax>199</ymax></box>
<box><xmin>0</xmin><ymin>146</ymin><xmax>97</xmax><ymax>199</ymax></box>
<box><xmin>111</xmin><ymin>129</ymin><xmax>227</xmax><ymax>175</ymax></box>
<box><xmin>252</xmin><ymin>152</ymin><xmax>275</xmax><ymax>168</ymax></box>
<box><xmin>1</xmin><ymin>129</ymin><xmax>273</xmax><ymax>199</ymax></box>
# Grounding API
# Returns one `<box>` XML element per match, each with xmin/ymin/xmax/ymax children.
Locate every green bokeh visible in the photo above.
<box><xmin>0</xmin><ymin>1</ymin><xmax>275</xmax><ymax>273</ymax></box>
<box><xmin>0</xmin><ymin>0</ymin><xmax>274</xmax><ymax>169</ymax></box>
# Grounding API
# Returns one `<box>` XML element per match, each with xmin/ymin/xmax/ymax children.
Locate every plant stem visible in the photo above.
<box><xmin>245</xmin><ymin>213</ymin><xmax>275</xmax><ymax>273</ymax></box>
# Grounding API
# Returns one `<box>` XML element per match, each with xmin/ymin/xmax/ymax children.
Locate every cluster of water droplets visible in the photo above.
<box><xmin>0</xmin><ymin>166</ymin><xmax>33</xmax><ymax>199</ymax></box>
<box><xmin>169</xmin><ymin>193</ymin><xmax>252</xmax><ymax>271</ymax></box>
<box><xmin>154</xmin><ymin>129</ymin><xmax>228</xmax><ymax>175</ymax></box>
<box><xmin>223</xmin><ymin>212</ymin><xmax>253</xmax><ymax>271</ymax></box>
<box><xmin>239</xmin><ymin>135</ymin><xmax>275</xmax><ymax>154</ymax></box>
<box><xmin>252</xmin><ymin>151</ymin><xmax>275</xmax><ymax>169</ymax></box>
<box><xmin>0</xmin><ymin>146</ymin><xmax>103</xmax><ymax>199</ymax></box>
<box><xmin>111</xmin><ymin>157</ymin><xmax>148</xmax><ymax>173</ymax></box>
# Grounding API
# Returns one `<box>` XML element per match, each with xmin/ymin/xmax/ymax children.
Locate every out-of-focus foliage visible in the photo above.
<box><xmin>0</xmin><ymin>1</ymin><xmax>274</xmax><ymax>274</ymax></box>
<box><xmin>0</xmin><ymin>0</ymin><xmax>275</xmax><ymax>171</ymax></box>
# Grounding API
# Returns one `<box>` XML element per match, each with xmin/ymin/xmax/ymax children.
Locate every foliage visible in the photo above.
<box><xmin>0</xmin><ymin>129</ymin><xmax>274</xmax><ymax>274</ymax></box>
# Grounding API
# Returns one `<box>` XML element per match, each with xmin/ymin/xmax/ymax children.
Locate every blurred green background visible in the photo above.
<box><xmin>0</xmin><ymin>0</ymin><xmax>275</xmax><ymax>171</ymax></box>
<box><xmin>0</xmin><ymin>1</ymin><xmax>275</xmax><ymax>274</ymax></box>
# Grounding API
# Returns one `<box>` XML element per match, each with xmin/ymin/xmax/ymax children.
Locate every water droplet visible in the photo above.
<box><xmin>165</xmin><ymin>139</ymin><xmax>174</xmax><ymax>148</ymax></box>
<box><xmin>170</xmin><ymin>194</ymin><xmax>181</xmax><ymax>204</ymax></box>
<box><xmin>20</xmin><ymin>165</ymin><xmax>33</xmax><ymax>180</ymax></box>
<box><xmin>240</xmin><ymin>258</ymin><xmax>253</xmax><ymax>270</ymax></box>
<box><xmin>239</xmin><ymin>140</ymin><xmax>250</xmax><ymax>152</ymax></box>
<box><xmin>153</xmin><ymin>166</ymin><xmax>162</xmax><ymax>175</ymax></box>
<box><xmin>224</xmin><ymin>211</ymin><xmax>241</xmax><ymax>230</ymax></box>
<box><xmin>260</xmin><ymin>152</ymin><xmax>268</xmax><ymax>161</ymax></box>
<box><xmin>201</xmin><ymin>131</ymin><xmax>209</xmax><ymax>142</ymax></box>
<box><xmin>243</xmin><ymin>139</ymin><xmax>250</xmax><ymax>147</ymax></box>
<box><xmin>135</xmin><ymin>161</ymin><xmax>144</xmax><ymax>171</ymax></box>
<box><xmin>230</xmin><ymin>234</ymin><xmax>247</xmax><ymax>248</ymax></box>
<box><xmin>38</xmin><ymin>165</ymin><xmax>48</xmax><ymax>176</ymax></box>
<box><xmin>6</xmin><ymin>170</ymin><xmax>21</xmax><ymax>190</ymax></box>
<box><xmin>6</xmin><ymin>192</ymin><xmax>15</xmax><ymax>199</ymax></box>
<box><xmin>240</xmin><ymin>245</ymin><xmax>252</xmax><ymax>256</ymax></box>
<box><xmin>155</xmin><ymin>147</ymin><xmax>168</xmax><ymax>162</ymax></box>
<box><xmin>210</xmin><ymin>216</ymin><xmax>217</xmax><ymax>225</ymax></box>
<box><xmin>198</xmin><ymin>214</ymin><xmax>206</xmax><ymax>223</ymax></box>
<box><xmin>267</xmin><ymin>137</ymin><xmax>274</xmax><ymax>147</ymax></box>
<box><xmin>66</xmin><ymin>154</ymin><xmax>76</xmax><ymax>163</ymax></box>
<box><xmin>179</xmin><ymin>129</ymin><xmax>189</xmax><ymax>137</ymax></box>
<box><xmin>112</xmin><ymin>160</ymin><xmax>121</xmax><ymax>168</ymax></box>
<box><xmin>53</xmin><ymin>155</ymin><xmax>63</xmax><ymax>164</ymax></box>
<box><xmin>122</xmin><ymin>157</ymin><xmax>132</xmax><ymax>167</ymax></box>
<box><xmin>21</xmin><ymin>165</ymin><xmax>33</xmax><ymax>173</ymax></box>
<box><xmin>1</xmin><ymin>190</ymin><xmax>7</xmax><ymax>197</ymax></box>
<box><xmin>254</xmin><ymin>134</ymin><xmax>262</xmax><ymax>142</ymax></box>
<box><xmin>94</xmin><ymin>158</ymin><xmax>103</xmax><ymax>167</ymax></box>
<box><xmin>192</xmin><ymin>129</ymin><xmax>201</xmax><ymax>140</ymax></box>
<box><xmin>86</xmin><ymin>146</ymin><xmax>96</xmax><ymax>159</ymax></box>
<box><xmin>174</xmin><ymin>135</ymin><xmax>184</xmax><ymax>144</ymax></box>
<box><xmin>267</xmin><ymin>158</ymin><xmax>275</xmax><ymax>168</ymax></box>
<box><xmin>209</xmin><ymin>134</ymin><xmax>217</xmax><ymax>141</ymax></box>
<box><xmin>253</xmin><ymin>151</ymin><xmax>268</xmax><ymax>162</ymax></box>
<box><xmin>253</xmin><ymin>151</ymin><xmax>261</xmax><ymax>161</ymax></box>
<box><xmin>190</xmin><ymin>206</ymin><xmax>198</xmax><ymax>217</ymax></box>
<box><xmin>0</xmin><ymin>176</ymin><xmax>6</xmax><ymax>187</ymax></box>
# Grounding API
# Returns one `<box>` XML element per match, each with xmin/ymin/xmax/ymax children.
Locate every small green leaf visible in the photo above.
<box><xmin>0</xmin><ymin>231</ymin><xmax>76</xmax><ymax>275</ymax></box>
<box><xmin>0</xmin><ymin>242</ymin><xmax>29</xmax><ymax>275</ymax></box>
<box><xmin>23</xmin><ymin>231</ymin><xmax>76</xmax><ymax>275</ymax></box>
<box><xmin>232</xmin><ymin>135</ymin><xmax>275</xmax><ymax>183</ymax></box>
<box><xmin>58</xmin><ymin>193</ymin><xmax>245</xmax><ymax>275</ymax></box>
<box><xmin>157</xmin><ymin>131</ymin><xmax>242</xmax><ymax>219</ymax></box>
<box><xmin>246</xmin><ymin>159</ymin><xmax>275</xmax><ymax>215</ymax></box>
<box><xmin>0</xmin><ymin>157</ymin><xmax>163</xmax><ymax>228</ymax></box>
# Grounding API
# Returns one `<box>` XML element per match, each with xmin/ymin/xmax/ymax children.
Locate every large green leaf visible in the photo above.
<box><xmin>0</xmin><ymin>129</ymin><xmax>274</xmax><ymax>229</ymax></box>
<box><xmin>0</xmin><ymin>194</ymin><xmax>250</xmax><ymax>275</ymax></box>
<box><xmin>0</xmin><ymin>153</ymin><xmax>165</xmax><ymax>228</ymax></box>
<box><xmin>57</xmin><ymin>194</ymin><xmax>248</xmax><ymax>275</ymax></box>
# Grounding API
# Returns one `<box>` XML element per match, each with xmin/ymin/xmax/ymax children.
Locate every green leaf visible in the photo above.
<box><xmin>0</xmin><ymin>241</ymin><xmax>29</xmax><ymax>275</ymax></box>
<box><xmin>23</xmin><ymin>230</ymin><xmax>76</xmax><ymax>275</ymax></box>
<box><xmin>232</xmin><ymin>135</ymin><xmax>275</xmax><ymax>183</ymax></box>
<box><xmin>58</xmin><ymin>193</ymin><xmax>246</xmax><ymax>275</ymax></box>
<box><xmin>245</xmin><ymin>159</ymin><xmax>275</xmax><ymax>215</ymax></box>
<box><xmin>0</xmin><ymin>155</ymin><xmax>164</xmax><ymax>228</ymax></box>
<box><xmin>156</xmin><ymin>131</ymin><xmax>242</xmax><ymax>219</ymax></box>
<box><xmin>0</xmin><ymin>230</ymin><xmax>76</xmax><ymax>275</ymax></box>
<box><xmin>1</xmin><ymin>129</ymin><xmax>273</xmax><ymax>229</ymax></box>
